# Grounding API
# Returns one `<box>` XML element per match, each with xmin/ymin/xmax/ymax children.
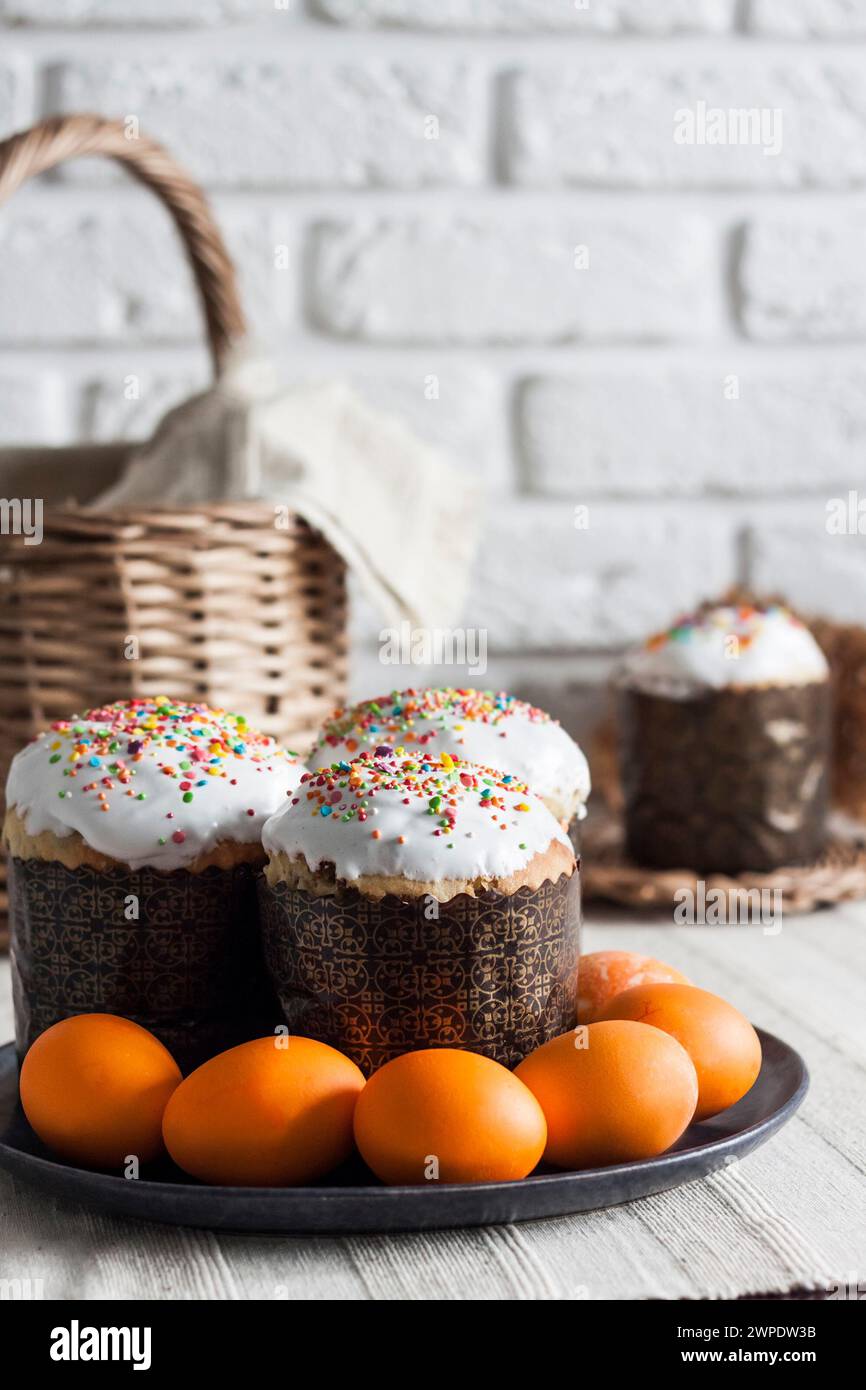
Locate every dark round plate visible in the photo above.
<box><xmin>0</xmin><ymin>1030</ymin><xmax>807</xmax><ymax>1234</ymax></box>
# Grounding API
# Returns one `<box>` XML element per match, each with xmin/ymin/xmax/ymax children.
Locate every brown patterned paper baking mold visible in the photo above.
<box><xmin>258</xmin><ymin>869</ymin><xmax>580</xmax><ymax>1075</ymax></box>
<box><xmin>618</xmin><ymin>682</ymin><xmax>832</xmax><ymax>875</ymax></box>
<box><xmin>810</xmin><ymin>616</ymin><xmax>866</xmax><ymax>822</ymax></box>
<box><xmin>9</xmin><ymin>857</ymin><xmax>280</xmax><ymax>1071</ymax></box>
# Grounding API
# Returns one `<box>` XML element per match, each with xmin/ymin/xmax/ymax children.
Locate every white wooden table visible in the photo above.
<box><xmin>1</xmin><ymin>903</ymin><xmax>864</xmax><ymax>1301</ymax></box>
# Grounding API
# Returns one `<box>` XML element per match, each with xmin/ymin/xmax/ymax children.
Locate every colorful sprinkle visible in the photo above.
<box><xmin>642</xmin><ymin>601</ymin><xmax>806</xmax><ymax>655</ymax></box>
<box><xmin>293</xmin><ymin>749</ymin><xmax>545</xmax><ymax>859</ymax></box>
<box><xmin>21</xmin><ymin>697</ymin><xmax>299</xmax><ymax>851</ymax></box>
<box><xmin>314</xmin><ymin>687</ymin><xmax>557</xmax><ymax>762</ymax></box>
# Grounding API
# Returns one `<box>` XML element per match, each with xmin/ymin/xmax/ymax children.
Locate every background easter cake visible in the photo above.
<box><xmin>617</xmin><ymin>602</ymin><xmax>831</xmax><ymax>874</ymax></box>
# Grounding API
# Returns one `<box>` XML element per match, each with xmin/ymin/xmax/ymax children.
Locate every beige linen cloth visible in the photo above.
<box><xmin>1</xmin><ymin>907</ymin><xmax>863</xmax><ymax>1301</ymax></box>
<box><xmin>92</xmin><ymin>350</ymin><xmax>480</xmax><ymax>631</ymax></box>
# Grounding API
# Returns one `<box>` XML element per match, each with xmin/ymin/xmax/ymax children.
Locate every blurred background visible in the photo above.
<box><xmin>1</xmin><ymin>0</ymin><xmax>864</xmax><ymax>745</ymax></box>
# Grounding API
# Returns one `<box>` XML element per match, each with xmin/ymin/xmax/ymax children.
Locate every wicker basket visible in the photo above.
<box><xmin>0</xmin><ymin>115</ymin><xmax>349</xmax><ymax>941</ymax></box>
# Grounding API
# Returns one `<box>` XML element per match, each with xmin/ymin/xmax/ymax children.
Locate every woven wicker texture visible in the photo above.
<box><xmin>581</xmin><ymin>807</ymin><xmax>866</xmax><ymax>915</ymax></box>
<box><xmin>0</xmin><ymin>117</ymin><xmax>350</xmax><ymax>943</ymax></box>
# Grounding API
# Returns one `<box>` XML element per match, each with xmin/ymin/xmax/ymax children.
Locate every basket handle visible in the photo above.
<box><xmin>0</xmin><ymin>114</ymin><xmax>246</xmax><ymax>374</ymax></box>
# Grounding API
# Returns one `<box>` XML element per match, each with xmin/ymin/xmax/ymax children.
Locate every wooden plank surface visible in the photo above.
<box><xmin>1</xmin><ymin>903</ymin><xmax>864</xmax><ymax>1301</ymax></box>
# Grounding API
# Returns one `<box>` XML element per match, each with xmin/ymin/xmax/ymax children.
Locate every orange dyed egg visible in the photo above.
<box><xmin>598</xmin><ymin>983</ymin><xmax>762</xmax><ymax>1121</ymax></box>
<box><xmin>19</xmin><ymin>1013</ymin><xmax>181</xmax><ymax>1170</ymax></box>
<box><xmin>578</xmin><ymin>950</ymin><xmax>690</xmax><ymax>1023</ymax></box>
<box><xmin>515</xmin><ymin>1020</ymin><xmax>698</xmax><ymax>1169</ymax></box>
<box><xmin>162</xmin><ymin>1035</ymin><xmax>365</xmax><ymax>1186</ymax></box>
<box><xmin>353</xmin><ymin>1049</ymin><xmax>547</xmax><ymax>1185</ymax></box>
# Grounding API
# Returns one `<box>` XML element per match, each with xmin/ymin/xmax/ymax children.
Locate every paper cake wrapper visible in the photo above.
<box><xmin>810</xmin><ymin>618</ymin><xmax>866</xmax><ymax>820</ymax></box>
<box><xmin>9</xmin><ymin>857</ymin><xmax>280</xmax><ymax>1071</ymax></box>
<box><xmin>618</xmin><ymin>682</ymin><xmax>831</xmax><ymax>874</ymax></box>
<box><xmin>258</xmin><ymin>868</ymin><xmax>580</xmax><ymax>1075</ymax></box>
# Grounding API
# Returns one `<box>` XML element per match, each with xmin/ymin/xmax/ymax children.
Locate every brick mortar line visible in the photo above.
<box><xmin>7</xmin><ymin>341</ymin><xmax>866</xmax><ymax>360</ymax></box>
<box><xmin>9</xmin><ymin>185</ymin><xmax>866</xmax><ymax>212</ymax></box>
<box><xmin>5</xmin><ymin>28</ymin><xmax>866</xmax><ymax>58</ymax></box>
<box><xmin>5</xmin><ymin>344</ymin><xmax>866</xmax><ymax>371</ymax></box>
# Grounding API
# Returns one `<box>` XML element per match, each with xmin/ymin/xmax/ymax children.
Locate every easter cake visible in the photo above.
<box><xmin>617</xmin><ymin>602</ymin><xmax>831</xmax><ymax>873</ymax></box>
<box><xmin>308</xmin><ymin>687</ymin><xmax>590</xmax><ymax>827</ymax></box>
<box><xmin>258</xmin><ymin>747</ymin><xmax>579</xmax><ymax>1073</ymax></box>
<box><xmin>809</xmin><ymin>617</ymin><xmax>866</xmax><ymax>823</ymax></box>
<box><xmin>4</xmin><ymin>698</ymin><xmax>304</xmax><ymax>1067</ymax></box>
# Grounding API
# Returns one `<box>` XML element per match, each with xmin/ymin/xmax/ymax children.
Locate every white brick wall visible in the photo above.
<box><xmin>0</xmin><ymin>373</ymin><xmax>67</xmax><ymax>445</ymax></box>
<box><xmin>749</xmin><ymin>511</ymin><xmax>866</xmax><ymax>624</ymax></box>
<box><xmin>748</xmin><ymin>1</ymin><xmax>866</xmax><ymax>39</ymax></box>
<box><xmin>465</xmin><ymin>499</ymin><xmax>738</xmax><ymax>651</ymax></box>
<box><xmin>0</xmin><ymin>207</ymin><xmax>115</xmax><ymax>343</ymax></box>
<box><xmin>310</xmin><ymin>215</ymin><xmax>720</xmax><ymax>344</ymax></box>
<box><xmin>503</xmin><ymin>60</ymin><xmax>866</xmax><ymax>189</ymax></box>
<box><xmin>2</xmin><ymin>1</ymin><xmax>266</xmax><ymax>24</ymax></box>
<box><xmin>0</xmin><ymin>0</ymin><xmax>863</xmax><ymax>706</ymax></box>
<box><xmin>0</xmin><ymin>58</ymin><xmax>31</xmax><ymax>132</ymax></box>
<box><xmin>313</xmin><ymin>1</ymin><xmax>736</xmax><ymax>35</ymax></box>
<box><xmin>51</xmin><ymin>61</ymin><xmax>487</xmax><ymax>188</ymax></box>
<box><xmin>520</xmin><ymin>363</ymin><xmax>866</xmax><ymax>497</ymax></box>
<box><xmin>740</xmin><ymin>216</ymin><xmax>866</xmax><ymax>341</ymax></box>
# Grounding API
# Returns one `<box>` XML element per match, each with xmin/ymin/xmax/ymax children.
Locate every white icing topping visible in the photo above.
<box><xmin>308</xmin><ymin>688</ymin><xmax>590</xmax><ymax>820</ymax></box>
<box><xmin>620</xmin><ymin>605</ymin><xmax>829</xmax><ymax>698</ymax></box>
<box><xmin>6</xmin><ymin>698</ymin><xmax>304</xmax><ymax>872</ymax></box>
<box><xmin>262</xmin><ymin>749</ymin><xmax>573</xmax><ymax>885</ymax></box>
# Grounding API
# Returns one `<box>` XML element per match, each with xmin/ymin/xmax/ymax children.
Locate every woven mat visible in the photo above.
<box><xmin>582</xmin><ymin>809</ymin><xmax>866</xmax><ymax>915</ymax></box>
